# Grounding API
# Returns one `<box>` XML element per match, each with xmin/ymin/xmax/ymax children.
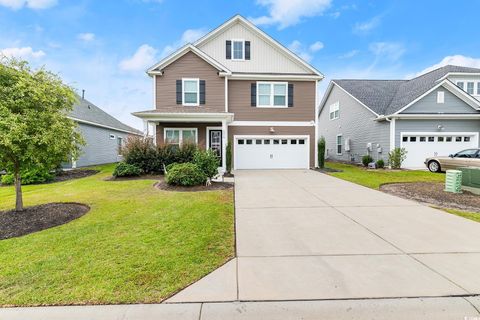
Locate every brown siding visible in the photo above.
<box><xmin>228</xmin><ymin>126</ymin><xmax>315</xmax><ymax>167</ymax></box>
<box><xmin>155</xmin><ymin>52</ymin><xmax>225</xmax><ymax>112</ymax></box>
<box><xmin>156</xmin><ymin>123</ymin><xmax>221</xmax><ymax>149</ymax></box>
<box><xmin>228</xmin><ymin>80</ymin><xmax>316</xmax><ymax>121</ymax></box>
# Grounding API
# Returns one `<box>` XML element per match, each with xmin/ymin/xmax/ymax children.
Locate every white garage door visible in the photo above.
<box><xmin>401</xmin><ymin>132</ymin><xmax>479</xmax><ymax>169</ymax></box>
<box><xmin>235</xmin><ymin>136</ymin><xmax>309</xmax><ymax>169</ymax></box>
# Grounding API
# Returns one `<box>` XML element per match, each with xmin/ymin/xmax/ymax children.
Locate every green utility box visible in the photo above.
<box><xmin>458</xmin><ymin>167</ymin><xmax>480</xmax><ymax>188</ymax></box>
<box><xmin>445</xmin><ymin>170</ymin><xmax>462</xmax><ymax>193</ymax></box>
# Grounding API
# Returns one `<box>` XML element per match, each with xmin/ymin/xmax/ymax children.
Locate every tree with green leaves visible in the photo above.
<box><xmin>318</xmin><ymin>136</ymin><xmax>326</xmax><ymax>169</ymax></box>
<box><xmin>0</xmin><ymin>57</ymin><xmax>84</xmax><ymax>211</ymax></box>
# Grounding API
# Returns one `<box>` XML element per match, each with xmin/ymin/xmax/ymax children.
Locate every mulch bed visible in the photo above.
<box><xmin>0</xmin><ymin>203</ymin><xmax>90</xmax><ymax>240</ymax></box>
<box><xmin>154</xmin><ymin>180</ymin><xmax>233</xmax><ymax>192</ymax></box>
<box><xmin>381</xmin><ymin>182</ymin><xmax>480</xmax><ymax>213</ymax></box>
<box><xmin>314</xmin><ymin>167</ymin><xmax>343</xmax><ymax>173</ymax></box>
<box><xmin>54</xmin><ymin>169</ymin><xmax>99</xmax><ymax>182</ymax></box>
<box><xmin>104</xmin><ymin>174</ymin><xmax>163</xmax><ymax>181</ymax></box>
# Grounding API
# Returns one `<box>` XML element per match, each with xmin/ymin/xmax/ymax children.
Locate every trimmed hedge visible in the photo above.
<box><xmin>1</xmin><ymin>167</ymin><xmax>54</xmax><ymax>185</ymax></box>
<box><xmin>165</xmin><ymin>163</ymin><xmax>207</xmax><ymax>186</ymax></box>
<box><xmin>113</xmin><ymin>162</ymin><xmax>142</xmax><ymax>177</ymax></box>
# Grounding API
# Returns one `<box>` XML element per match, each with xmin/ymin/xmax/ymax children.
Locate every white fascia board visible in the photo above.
<box><xmin>436</xmin><ymin>72</ymin><xmax>480</xmax><ymax>82</ymax></box>
<box><xmin>194</xmin><ymin>15</ymin><xmax>324</xmax><ymax>78</ymax></box>
<box><xmin>229</xmin><ymin>121</ymin><xmax>315</xmax><ymax>127</ymax></box>
<box><xmin>69</xmin><ymin>117</ymin><xmax>142</xmax><ymax>136</ymax></box>
<box><xmin>230</xmin><ymin>73</ymin><xmax>322</xmax><ymax>81</ymax></box>
<box><xmin>380</xmin><ymin>113</ymin><xmax>480</xmax><ymax>120</ymax></box>
<box><xmin>146</xmin><ymin>44</ymin><xmax>232</xmax><ymax>76</ymax></box>
<box><xmin>331</xmin><ymin>81</ymin><xmax>380</xmax><ymax>117</ymax></box>
<box><xmin>132</xmin><ymin>112</ymin><xmax>235</xmax><ymax>123</ymax></box>
<box><xmin>317</xmin><ymin>81</ymin><xmax>335</xmax><ymax>115</ymax></box>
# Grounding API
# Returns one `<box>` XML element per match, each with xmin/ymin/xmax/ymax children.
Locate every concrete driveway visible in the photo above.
<box><xmin>166</xmin><ymin>170</ymin><xmax>480</xmax><ymax>303</ymax></box>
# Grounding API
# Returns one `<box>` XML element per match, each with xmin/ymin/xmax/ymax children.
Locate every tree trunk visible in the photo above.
<box><xmin>14</xmin><ymin>165</ymin><xmax>23</xmax><ymax>211</ymax></box>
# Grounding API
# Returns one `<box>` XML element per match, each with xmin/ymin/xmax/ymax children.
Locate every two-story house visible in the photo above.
<box><xmin>318</xmin><ymin>65</ymin><xmax>480</xmax><ymax>169</ymax></box>
<box><xmin>133</xmin><ymin>15</ymin><xmax>323</xmax><ymax>171</ymax></box>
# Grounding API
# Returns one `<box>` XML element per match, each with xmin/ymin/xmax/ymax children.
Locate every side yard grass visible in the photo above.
<box><xmin>325</xmin><ymin>161</ymin><xmax>479</xmax><ymax>223</ymax></box>
<box><xmin>0</xmin><ymin>164</ymin><xmax>234</xmax><ymax>307</ymax></box>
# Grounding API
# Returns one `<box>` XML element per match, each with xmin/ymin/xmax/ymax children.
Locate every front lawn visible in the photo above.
<box><xmin>0</xmin><ymin>164</ymin><xmax>234</xmax><ymax>306</ymax></box>
<box><xmin>325</xmin><ymin>161</ymin><xmax>444</xmax><ymax>189</ymax></box>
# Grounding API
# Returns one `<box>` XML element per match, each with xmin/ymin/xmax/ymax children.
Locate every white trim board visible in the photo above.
<box><xmin>229</xmin><ymin>121</ymin><xmax>315</xmax><ymax>127</ymax></box>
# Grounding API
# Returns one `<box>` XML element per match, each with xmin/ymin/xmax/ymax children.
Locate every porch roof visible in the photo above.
<box><xmin>132</xmin><ymin>109</ymin><xmax>234</xmax><ymax>123</ymax></box>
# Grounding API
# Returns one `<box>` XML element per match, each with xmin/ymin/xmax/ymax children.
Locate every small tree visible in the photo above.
<box><xmin>0</xmin><ymin>57</ymin><xmax>83</xmax><ymax>211</ymax></box>
<box><xmin>388</xmin><ymin>147</ymin><xmax>407</xmax><ymax>169</ymax></box>
<box><xmin>226</xmin><ymin>140</ymin><xmax>232</xmax><ymax>173</ymax></box>
<box><xmin>193</xmin><ymin>150</ymin><xmax>220</xmax><ymax>181</ymax></box>
<box><xmin>318</xmin><ymin>137</ymin><xmax>326</xmax><ymax>169</ymax></box>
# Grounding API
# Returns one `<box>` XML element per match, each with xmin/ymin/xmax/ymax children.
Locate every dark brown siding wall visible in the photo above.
<box><xmin>156</xmin><ymin>123</ymin><xmax>221</xmax><ymax>149</ymax></box>
<box><xmin>228</xmin><ymin>126</ymin><xmax>315</xmax><ymax>167</ymax></box>
<box><xmin>228</xmin><ymin>80</ymin><xmax>316</xmax><ymax>121</ymax></box>
<box><xmin>155</xmin><ymin>52</ymin><xmax>225</xmax><ymax>112</ymax></box>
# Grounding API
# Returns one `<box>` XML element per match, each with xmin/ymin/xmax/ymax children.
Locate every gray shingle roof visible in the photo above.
<box><xmin>333</xmin><ymin>65</ymin><xmax>480</xmax><ymax>116</ymax></box>
<box><xmin>70</xmin><ymin>96</ymin><xmax>142</xmax><ymax>135</ymax></box>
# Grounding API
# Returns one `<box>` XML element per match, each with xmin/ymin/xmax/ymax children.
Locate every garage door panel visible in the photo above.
<box><xmin>401</xmin><ymin>132</ymin><xmax>478</xmax><ymax>169</ymax></box>
<box><xmin>235</xmin><ymin>136</ymin><xmax>309</xmax><ymax>170</ymax></box>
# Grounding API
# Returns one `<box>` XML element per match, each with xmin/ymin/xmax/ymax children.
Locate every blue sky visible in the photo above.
<box><xmin>1</xmin><ymin>0</ymin><xmax>479</xmax><ymax>129</ymax></box>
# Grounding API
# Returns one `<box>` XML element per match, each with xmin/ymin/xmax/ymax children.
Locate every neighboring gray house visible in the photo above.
<box><xmin>318</xmin><ymin>65</ymin><xmax>480</xmax><ymax>169</ymax></box>
<box><xmin>65</xmin><ymin>96</ymin><xmax>142</xmax><ymax>168</ymax></box>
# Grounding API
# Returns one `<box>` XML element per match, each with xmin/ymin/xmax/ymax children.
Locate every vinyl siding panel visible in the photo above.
<box><xmin>228</xmin><ymin>126</ymin><xmax>315</xmax><ymax>167</ymax></box>
<box><xmin>318</xmin><ymin>85</ymin><xmax>390</xmax><ymax>163</ymax></box>
<box><xmin>197</xmin><ymin>22</ymin><xmax>312</xmax><ymax>74</ymax></box>
<box><xmin>403</xmin><ymin>86</ymin><xmax>480</xmax><ymax>114</ymax></box>
<box><xmin>155</xmin><ymin>52</ymin><xmax>225</xmax><ymax>112</ymax></box>
<box><xmin>228</xmin><ymin>80</ymin><xmax>316</xmax><ymax>121</ymax></box>
<box><xmin>395</xmin><ymin>119</ymin><xmax>480</xmax><ymax>148</ymax></box>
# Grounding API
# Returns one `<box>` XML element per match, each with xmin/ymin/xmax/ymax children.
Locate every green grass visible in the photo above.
<box><xmin>0</xmin><ymin>164</ymin><xmax>234</xmax><ymax>307</ymax></box>
<box><xmin>326</xmin><ymin>161</ymin><xmax>444</xmax><ymax>189</ymax></box>
<box><xmin>444</xmin><ymin>208</ymin><xmax>480</xmax><ymax>223</ymax></box>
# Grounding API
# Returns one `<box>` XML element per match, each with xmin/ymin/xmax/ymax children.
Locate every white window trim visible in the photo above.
<box><xmin>336</xmin><ymin>134</ymin><xmax>343</xmax><ymax>155</ymax></box>
<box><xmin>456</xmin><ymin>79</ymin><xmax>480</xmax><ymax>96</ymax></box>
<box><xmin>164</xmin><ymin>128</ymin><xmax>199</xmax><ymax>146</ymax></box>
<box><xmin>231</xmin><ymin>39</ymin><xmax>245</xmax><ymax>61</ymax></box>
<box><xmin>256</xmin><ymin>81</ymin><xmax>288</xmax><ymax>108</ymax></box>
<box><xmin>109</xmin><ymin>134</ymin><xmax>116</xmax><ymax>139</ymax></box>
<box><xmin>329</xmin><ymin>101</ymin><xmax>340</xmax><ymax>120</ymax></box>
<box><xmin>437</xmin><ymin>91</ymin><xmax>445</xmax><ymax>104</ymax></box>
<box><xmin>182</xmin><ymin>78</ymin><xmax>200</xmax><ymax>106</ymax></box>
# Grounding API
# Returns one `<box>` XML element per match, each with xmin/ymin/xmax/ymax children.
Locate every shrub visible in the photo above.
<box><xmin>318</xmin><ymin>137</ymin><xmax>326</xmax><ymax>169</ymax></box>
<box><xmin>194</xmin><ymin>150</ymin><xmax>220</xmax><ymax>179</ymax></box>
<box><xmin>156</xmin><ymin>143</ymin><xmax>198</xmax><ymax>173</ymax></box>
<box><xmin>226</xmin><ymin>140</ymin><xmax>232</xmax><ymax>173</ymax></box>
<box><xmin>122</xmin><ymin>136</ymin><xmax>159</xmax><ymax>173</ymax></box>
<box><xmin>1</xmin><ymin>167</ymin><xmax>54</xmax><ymax>185</ymax></box>
<box><xmin>165</xmin><ymin>163</ymin><xmax>207</xmax><ymax>186</ymax></box>
<box><xmin>376</xmin><ymin>159</ymin><xmax>385</xmax><ymax>169</ymax></box>
<box><xmin>175</xmin><ymin>143</ymin><xmax>197</xmax><ymax>164</ymax></box>
<box><xmin>362</xmin><ymin>155</ymin><xmax>374</xmax><ymax>167</ymax></box>
<box><xmin>388</xmin><ymin>147</ymin><xmax>408</xmax><ymax>169</ymax></box>
<box><xmin>113</xmin><ymin>162</ymin><xmax>142</xmax><ymax>177</ymax></box>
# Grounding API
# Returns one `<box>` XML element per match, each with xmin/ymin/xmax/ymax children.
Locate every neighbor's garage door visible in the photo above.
<box><xmin>235</xmin><ymin>136</ymin><xmax>309</xmax><ymax>169</ymax></box>
<box><xmin>401</xmin><ymin>132</ymin><xmax>478</xmax><ymax>168</ymax></box>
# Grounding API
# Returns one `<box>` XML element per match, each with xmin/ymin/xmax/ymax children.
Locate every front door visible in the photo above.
<box><xmin>209</xmin><ymin>130</ymin><xmax>222</xmax><ymax>166</ymax></box>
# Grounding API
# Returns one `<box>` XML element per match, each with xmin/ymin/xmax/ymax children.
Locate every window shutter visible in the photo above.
<box><xmin>176</xmin><ymin>80</ymin><xmax>182</xmax><ymax>104</ymax></box>
<box><xmin>288</xmin><ymin>84</ymin><xmax>294</xmax><ymax>107</ymax></box>
<box><xmin>226</xmin><ymin>40</ymin><xmax>232</xmax><ymax>59</ymax></box>
<box><xmin>245</xmin><ymin>41</ymin><xmax>251</xmax><ymax>60</ymax></box>
<box><xmin>251</xmin><ymin>83</ymin><xmax>256</xmax><ymax>107</ymax></box>
<box><xmin>199</xmin><ymin>80</ymin><xmax>206</xmax><ymax>105</ymax></box>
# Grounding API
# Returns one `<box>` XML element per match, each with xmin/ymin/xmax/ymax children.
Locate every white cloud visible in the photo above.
<box><xmin>339</xmin><ymin>49</ymin><xmax>359</xmax><ymax>59</ymax></box>
<box><xmin>119</xmin><ymin>44</ymin><xmax>157</xmax><ymax>72</ymax></box>
<box><xmin>1</xmin><ymin>46</ymin><xmax>45</xmax><ymax>59</ymax></box>
<box><xmin>0</xmin><ymin>0</ymin><xmax>57</xmax><ymax>10</ymax></box>
<box><xmin>369</xmin><ymin>42</ymin><xmax>405</xmax><ymax>62</ymax></box>
<box><xmin>160</xmin><ymin>28</ymin><xmax>207</xmax><ymax>57</ymax></box>
<box><xmin>353</xmin><ymin>15</ymin><xmax>382</xmax><ymax>34</ymax></box>
<box><xmin>250</xmin><ymin>0</ymin><xmax>331</xmax><ymax>29</ymax></box>
<box><xmin>413</xmin><ymin>55</ymin><xmax>480</xmax><ymax>77</ymax></box>
<box><xmin>77</xmin><ymin>33</ymin><xmax>95</xmax><ymax>42</ymax></box>
<box><xmin>309</xmin><ymin>41</ymin><xmax>324</xmax><ymax>52</ymax></box>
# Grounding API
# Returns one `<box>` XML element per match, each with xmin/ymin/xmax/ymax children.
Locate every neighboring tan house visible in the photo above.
<box><xmin>133</xmin><ymin>15</ymin><xmax>323</xmax><ymax>171</ymax></box>
<box><xmin>318</xmin><ymin>65</ymin><xmax>480</xmax><ymax>169</ymax></box>
<box><xmin>65</xmin><ymin>95</ymin><xmax>142</xmax><ymax>168</ymax></box>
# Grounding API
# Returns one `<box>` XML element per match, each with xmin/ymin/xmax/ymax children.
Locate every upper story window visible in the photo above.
<box><xmin>457</xmin><ymin>81</ymin><xmax>464</xmax><ymax>90</ymax></box>
<box><xmin>256</xmin><ymin>82</ymin><xmax>287</xmax><ymax>108</ymax></box>
<box><xmin>456</xmin><ymin>80</ymin><xmax>480</xmax><ymax>96</ymax></box>
<box><xmin>467</xmin><ymin>82</ymin><xmax>475</xmax><ymax>95</ymax></box>
<box><xmin>329</xmin><ymin>102</ymin><xmax>340</xmax><ymax>120</ymax></box>
<box><xmin>477</xmin><ymin>82</ymin><xmax>480</xmax><ymax>95</ymax></box>
<box><xmin>232</xmin><ymin>40</ymin><xmax>244</xmax><ymax>60</ymax></box>
<box><xmin>182</xmin><ymin>78</ymin><xmax>199</xmax><ymax>106</ymax></box>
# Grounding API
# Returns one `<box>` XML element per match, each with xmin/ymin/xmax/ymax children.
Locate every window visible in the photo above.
<box><xmin>410</xmin><ymin>137</ymin><xmax>417</xmax><ymax>142</ymax></box>
<box><xmin>455</xmin><ymin>137</ymin><xmax>462</xmax><ymax>142</ymax></box>
<box><xmin>402</xmin><ymin>136</ymin><xmax>408</xmax><ymax>142</ymax></box>
<box><xmin>464</xmin><ymin>136</ymin><xmax>471</xmax><ymax>142</ymax></box>
<box><xmin>467</xmin><ymin>82</ymin><xmax>475</xmax><ymax>95</ymax></box>
<box><xmin>117</xmin><ymin>137</ymin><xmax>123</xmax><ymax>154</ymax></box>
<box><xmin>109</xmin><ymin>134</ymin><xmax>116</xmax><ymax>140</ymax></box>
<box><xmin>273</xmin><ymin>139</ymin><xmax>280</xmax><ymax>144</ymax></box>
<box><xmin>298</xmin><ymin>139</ymin><xmax>305</xmax><ymax>144</ymax></box>
<box><xmin>182</xmin><ymin>78</ymin><xmax>199</xmax><ymax>106</ymax></box>
<box><xmin>477</xmin><ymin>82</ymin><xmax>480</xmax><ymax>95</ymax></box>
<box><xmin>264</xmin><ymin>139</ymin><xmax>271</xmax><ymax>144</ymax></box>
<box><xmin>232</xmin><ymin>40</ymin><xmax>244</xmax><ymax>60</ymax></box>
<box><xmin>281</xmin><ymin>139</ymin><xmax>288</xmax><ymax>144</ymax></box>
<box><xmin>255</xmin><ymin>139</ymin><xmax>262</xmax><ymax>145</ymax></box>
<box><xmin>446</xmin><ymin>136</ymin><xmax>452</xmax><ymax>142</ymax></box>
<box><xmin>165</xmin><ymin>128</ymin><xmax>197</xmax><ymax>146</ymax></box>
<box><xmin>336</xmin><ymin>135</ymin><xmax>343</xmax><ymax>155</ymax></box>
<box><xmin>438</xmin><ymin>136</ymin><xmax>444</xmax><ymax>142</ymax></box>
<box><xmin>420</xmin><ymin>137</ymin><xmax>426</xmax><ymax>142</ymax></box>
<box><xmin>457</xmin><ymin>81</ymin><xmax>464</xmax><ymax>90</ymax></box>
<box><xmin>428</xmin><ymin>137</ymin><xmax>435</xmax><ymax>142</ymax></box>
<box><xmin>437</xmin><ymin>91</ymin><xmax>444</xmax><ymax>104</ymax></box>
<box><xmin>291</xmin><ymin>139</ymin><xmax>297</xmax><ymax>144</ymax></box>
<box><xmin>238</xmin><ymin>139</ymin><xmax>245</xmax><ymax>145</ymax></box>
<box><xmin>455</xmin><ymin>149</ymin><xmax>478</xmax><ymax>158</ymax></box>
<box><xmin>329</xmin><ymin>102</ymin><xmax>340</xmax><ymax>120</ymax></box>
<box><xmin>257</xmin><ymin>82</ymin><xmax>288</xmax><ymax>107</ymax></box>
<box><xmin>246</xmin><ymin>139</ymin><xmax>253</xmax><ymax>145</ymax></box>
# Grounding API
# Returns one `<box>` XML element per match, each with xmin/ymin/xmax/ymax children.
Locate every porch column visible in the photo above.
<box><xmin>221</xmin><ymin>119</ymin><xmax>227</xmax><ymax>173</ymax></box>
<box><xmin>143</xmin><ymin>120</ymin><xmax>149</xmax><ymax>137</ymax></box>
<box><xmin>152</xmin><ymin>122</ymin><xmax>157</xmax><ymax>145</ymax></box>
